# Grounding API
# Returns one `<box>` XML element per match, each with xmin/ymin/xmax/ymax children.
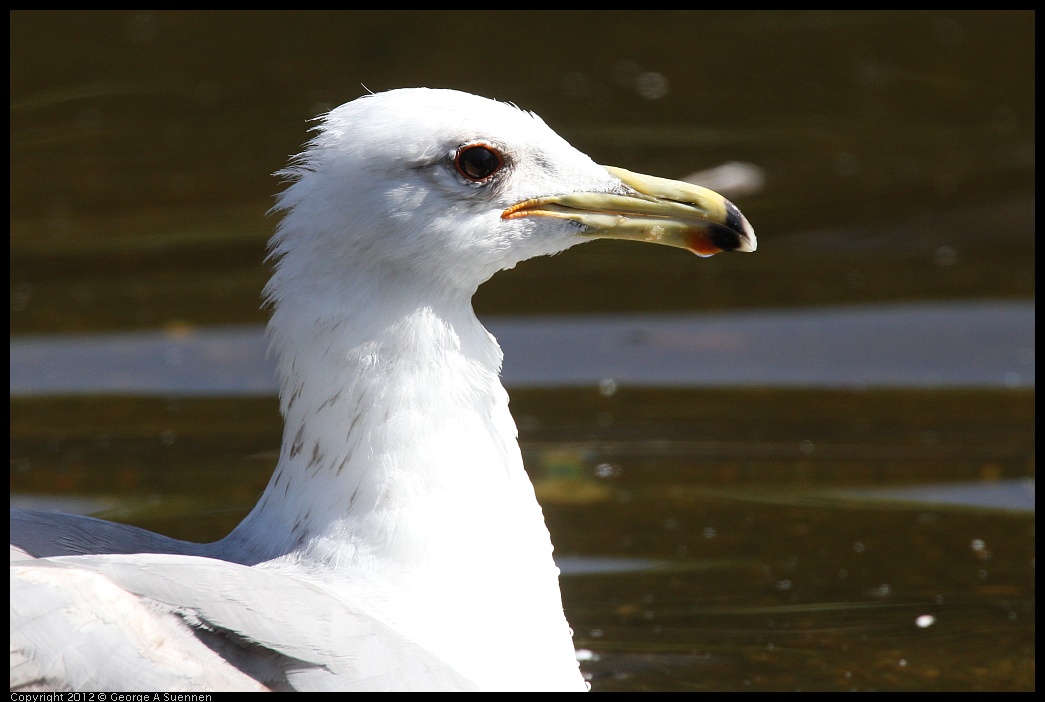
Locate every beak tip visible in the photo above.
<box><xmin>741</xmin><ymin>220</ymin><xmax>757</xmax><ymax>252</ymax></box>
<box><xmin>707</xmin><ymin>213</ymin><xmax>756</xmax><ymax>255</ymax></box>
<box><xmin>725</xmin><ymin>200</ymin><xmax>758</xmax><ymax>253</ymax></box>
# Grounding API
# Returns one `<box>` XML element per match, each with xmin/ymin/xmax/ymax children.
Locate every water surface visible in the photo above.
<box><xmin>10</xmin><ymin>11</ymin><xmax>1034</xmax><ymax>691</ymax></box>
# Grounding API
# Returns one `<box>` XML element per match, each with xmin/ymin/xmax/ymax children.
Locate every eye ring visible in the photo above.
<box><xmin>454</xmin><ymin>143</ymin><xmax>505</xmax><ymax>182</ymax></box>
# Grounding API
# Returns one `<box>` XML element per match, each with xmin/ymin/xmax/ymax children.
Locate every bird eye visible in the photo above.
<box><xmin>455</xmin><ymin>144</ymin><xmax>504</xmax><ymax>182</ymax></box>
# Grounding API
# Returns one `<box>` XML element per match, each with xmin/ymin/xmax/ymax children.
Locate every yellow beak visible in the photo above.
<box><xmin>502</xmin><ymin>165</ymin><xmax>756</xmax><ymax>257</ymax></box>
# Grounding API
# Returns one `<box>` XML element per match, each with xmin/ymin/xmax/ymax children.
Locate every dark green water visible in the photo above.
<box><xmin>10</xmin><ymin>11</ymin><xmax>1034</xmax><ymax>691</ymax></box>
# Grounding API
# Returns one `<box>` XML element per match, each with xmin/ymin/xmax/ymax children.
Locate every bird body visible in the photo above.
<box><xmin>11</xmin><ymin>88</ymin><xmax>754</xmax><ymax>691</ymax></box>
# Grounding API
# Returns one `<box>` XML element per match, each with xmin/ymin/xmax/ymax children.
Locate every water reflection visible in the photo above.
<box><xmin>9</xmin><ymin>301</ymin><xmax>1036</xmax><ymax>396</ymax></box>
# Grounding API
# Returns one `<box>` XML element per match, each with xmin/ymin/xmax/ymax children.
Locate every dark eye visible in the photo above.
<box><xmin>455</xmin><ymin>144</ymin><xmax>504</xmax><ymax>182</ymax></box>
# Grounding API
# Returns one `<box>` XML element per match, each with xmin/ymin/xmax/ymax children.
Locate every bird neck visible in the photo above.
<box><xmin>215</xmin><ymin>278</ymin><xmax>582</xmax><ymax>688</ymax></box>
<box><xmin>225</xmin><ymin>279</ymin><xmax>516</xmax><ymax>559</ymax></box>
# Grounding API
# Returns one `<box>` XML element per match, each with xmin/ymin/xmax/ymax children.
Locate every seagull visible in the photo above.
<box><xmin>10</xmin><ymin>88</ymin><xmax>755</xmax><ymax>692</ymax></box>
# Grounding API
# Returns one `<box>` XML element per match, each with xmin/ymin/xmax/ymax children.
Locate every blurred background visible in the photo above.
<box><xmin>10</xmin><ymin>11</ymin><xmax>1034</xmax><ymax>691</ymax></box>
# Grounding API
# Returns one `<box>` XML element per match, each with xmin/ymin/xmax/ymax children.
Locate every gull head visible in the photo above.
<box><xmin>267</xmin><ymin>88</ymin><xmax>755</xmax><ymax>300</ymax></box>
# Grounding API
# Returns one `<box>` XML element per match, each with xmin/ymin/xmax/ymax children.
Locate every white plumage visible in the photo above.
<box><xmin>11</xmin><ymin>88</ymin><xmax>754</xmax><ymax>691</ymax></box>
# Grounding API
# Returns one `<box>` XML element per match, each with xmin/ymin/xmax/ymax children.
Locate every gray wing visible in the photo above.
<box><xmin>10</xmin><ymin>559</ymin><xmax>267</xmax><ymax>691</ymax></box>
<box><xmin>11</xmin><ymin>508</ymin><xmax>205</xmax><ymax>559</ymax></box>
<box><xmin>11</xmin><ymin>511</ymin><xmax>478</xmax><ymax>691</ymax></box>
